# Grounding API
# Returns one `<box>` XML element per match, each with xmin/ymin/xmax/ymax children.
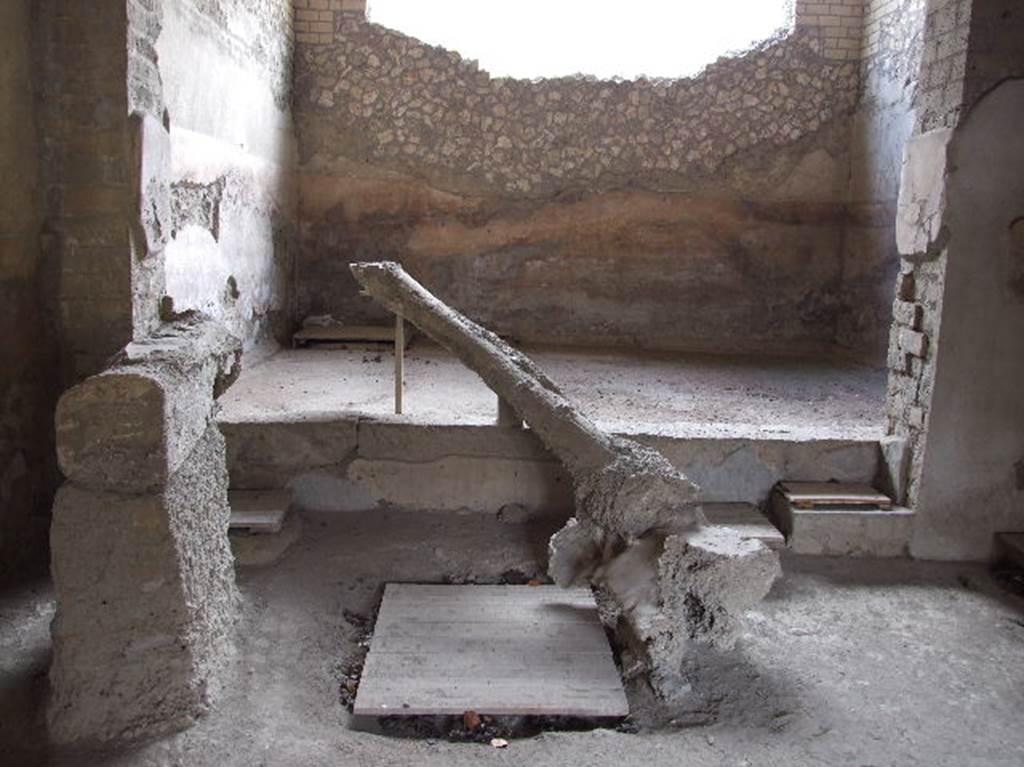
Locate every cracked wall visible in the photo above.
<box><xmin>291</xmin><ymin>7</ymin><xmax>895</xmax><ymax>357</ymax></box>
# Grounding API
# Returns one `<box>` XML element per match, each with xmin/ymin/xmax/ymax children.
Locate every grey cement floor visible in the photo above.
<box><xmin>219</xmin><ymin>345</ymin><xmax>887</xmax><ymax>441</ymax></box>
<box><xmin>3</xmin><ymin>509</ymin><xmax>1023</xmax><ymax>766</ymax></box>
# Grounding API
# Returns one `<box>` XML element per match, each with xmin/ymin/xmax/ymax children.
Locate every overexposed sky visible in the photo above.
<box><xmin>369</xmin><ymin>0</ymin><xmax>793</xmax><ymax>80</ymax></box>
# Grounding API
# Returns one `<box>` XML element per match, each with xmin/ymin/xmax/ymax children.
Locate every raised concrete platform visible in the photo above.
<box><xmin>218</xmin><ymin>345</ymin><xmax>894</xmax><ymax>515</ymax></box>
<box><xmin>354</xmin><ymin>584</ymin><xmax>628</xmax><ymax>717</ymax></box>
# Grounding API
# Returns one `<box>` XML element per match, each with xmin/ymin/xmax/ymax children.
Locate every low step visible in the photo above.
<box><xmin>292</xmin><ymin>323</ymin><xmax>414</xmax><ymax>350</ymax></box>
<box><xmin>994</xmin><ymin>532</ymin><xmax>1024</xmax><ymax>569</ymax></box>
<box><xmin>229</xmin><ymin>489</ymin><xmax>292</xmax><ymax>534</ymax></box>
<box><xmin>769</xmin><ymin>482</ymin><xmax>912</xmax><ymax>557</ymax></box>
<box><xmin>703</xmin><ymin>502</ymin><xmax>785</xmax><ymax>550</ymax></box>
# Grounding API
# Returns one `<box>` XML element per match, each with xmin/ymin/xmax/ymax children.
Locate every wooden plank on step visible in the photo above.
<box><xmin>779</xmin><ymin>482</ymin><xmax>893</xmax><ymax>509</ymax></box>
<box><xmin>228</xmin><ymin>489</ymin><xmax>291</xmax><ymax>534</ymax></box>
<box><xmin>292</xmin><ymin>323</ymin><xmax>414</xmax><ymax>350</ymax></box>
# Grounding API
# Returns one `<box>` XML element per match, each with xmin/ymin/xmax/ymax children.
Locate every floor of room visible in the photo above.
<box><xmin>220</xmin><ymin>344</ymin><xmax>888</xmax><ymax>441</ymax></box>
<box><xmin>3</xmin><ymin>508</ymin><xmax>1023</xmax><ymax>767</ymax></box>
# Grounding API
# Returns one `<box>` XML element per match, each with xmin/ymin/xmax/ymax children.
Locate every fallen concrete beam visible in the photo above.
<box><xmin>351</xmin><ymin>262</ymin><xmax>781</xmax><ymax>699</ymax></box>
<box><xmin>350</xmin><ymin>261</ymin><xmax>699</xmax><ymax>538</ymax></box>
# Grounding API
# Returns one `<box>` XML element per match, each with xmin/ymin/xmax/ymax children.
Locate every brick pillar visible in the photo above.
<box><xmin>794</xmin><ymin>0</ymin><xmax>867</xmax><ymax>60</ymax></box>
<box><xmin>294</xmin><ymin>0</ymin><xmax>366</xmax><ymax>45</ymax></box>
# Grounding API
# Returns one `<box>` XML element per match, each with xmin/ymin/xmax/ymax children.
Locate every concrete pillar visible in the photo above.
<box><xmin>48</xmin><ymin>316</ymin><xmax>242</xmax><ymax>744</ymax></box>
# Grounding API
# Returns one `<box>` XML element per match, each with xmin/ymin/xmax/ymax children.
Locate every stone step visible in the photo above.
<box><xmin>769</xmin><ymin>483</ymin><xmax>913</xmax><ymax>557</ymax></box>
<box><xmin>220</xmin><ymin>416</ymin><xmax>885</xmax><ymax>512</ymax></box>
<box><xmin>228</xmin><ymin>489</ymin><xmax>292</xmax><ymax>534</ymax></box>
<box><xmin>702</xmin><ymin>502</ymin><xmax>785</xmax><ymax>550</ymax></box>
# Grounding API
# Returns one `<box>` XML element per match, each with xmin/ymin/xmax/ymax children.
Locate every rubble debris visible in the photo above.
<box><xmin>351</xmin><ymin>262</ymin><xmax>781</xmax><ymax>699</ymax></box>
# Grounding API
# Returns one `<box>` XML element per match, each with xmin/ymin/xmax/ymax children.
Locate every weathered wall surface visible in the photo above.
<box><xmin>293</xmin><ymin>10</ymin><xmax>883</xmax><ymax>356</ymax></box>
<box><xmin>837</xmin><ymin>0</ymin><xmax>926</xmax><ymax>358</ymax></box>
<box><xmin>36</xmin><ymin>0</ymin><xmax>137</xmax><ymax>380</ymax></box>
<box><xmin>153</xmin><ymin>0</ymin><xmax>297</xmax><ymax>350</ymax></box>
<box><xmin>895</xmin><ymin>0</ymin><xmax>1024</xmax><ymax>558</ymax></box>
<box><xmin>0</xmin><ymin>0</ymin><xmax>61</xmax><ymax>581</ymax></box>
<box><xmin>884</xmin><ymin>0</ymin><xmax>1024</xmax><ymax>559</ymax></box>
<box><xmin>910</xmin><ymin>80</ymin><xmax>1024</xmax><ymax>558</ymax></box>
<box><xmin>885</xmin><ymin>0</ymin><xmax>977</xmax><ymax>512</ymax></box>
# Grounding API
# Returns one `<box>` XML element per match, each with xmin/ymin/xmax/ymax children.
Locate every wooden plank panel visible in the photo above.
<box><xmin>370</xmin><ymin>627</ymin><xmax>611</xmax><ymax>654</ymax></box>
<box><xmin>292</xmin><ymin>323</ymin><xmax>414</xmax><ymax>350</ymax></box>
<box><xmin>354</xmin><ymin>584</ymin><xmax>628</xmax><ymax>718</ymax></box>
<box><xmin>228</xmin><ymin>489</ymin><xmax>291</xmax><ymax>534</ymax></box>
<box><xmin>780</xmin><ymin>482</ymin><xmax>892</xmax><ymax>509</ymax></box>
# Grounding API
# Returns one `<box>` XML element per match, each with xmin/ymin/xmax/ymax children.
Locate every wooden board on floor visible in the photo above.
<box><xmin>228</xmin><ymin>489</ymin><xmax>291</xmax><ymax>534</ymax></box>
<box><xmin>292</xmin><ymin>323</ymin><xmax>413</xmax><ymax>350</ymax></box>
<box><xmin>353</xmin><ymin>584</ymin><xmax>629</xmax><ymax>718</ymax></box>
<box><xmin>703</xmin><ymin>502</ymin><xmax>785</xmax><ymax>549</ymax></box>
<box><xmin>779</xmin><ymin>481</ymin><xmax>893</xmax><ymax>509</ymax></box>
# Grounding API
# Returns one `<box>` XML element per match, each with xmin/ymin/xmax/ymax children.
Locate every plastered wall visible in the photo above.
<box><xmin>152</xmin><ymin>0</ymin><xmax>299</xmax><ymax>351</ymax></box>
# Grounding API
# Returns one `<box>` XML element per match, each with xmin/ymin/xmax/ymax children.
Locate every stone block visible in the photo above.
<box><xmin>888</xmin><ymin>344</ymin><xmax>911</xmax><ymax>374</ymax></box>
<box><xmin>48</xmin><ymin>425</ymin><xmax>238</xmax><ymax>744</ymax></box>
<box><xmin>776</xmin><ymin>505</ymin><xmax>914</xmax><ymax>557</ymax></box>
<box><xmin>219</xmin><ymin>418</ymin><xmax>359</xmax><ymax>489</ymax></box>
<box><xmin>879</xmin><ymin>435</ymin><xmax>910</xmax><ymax>505</ymax></box>
<box><xmin>896</xmin><ymin>269</ymin><xmax>916</xmax><ymax>301</ymax></box>
<box><xmin>129</xmin><ymin>111</ymin><xmax>171</xmax><ymax>260</ymax></box>
<box><xmin>56</xmin><ymin>316</ymin><xmax>241</xmax><ymax>493</ymax></box>
<box><xmin>898</xmin><ymin>327</ymin><xmax>929</xmax><ymax>358</ymax></box>
<box><xmin>892</xmin><ymin>299</ymin><xmax>923</xmax><ymax>329</ymax></box>
<box><xmin>896</xmin><ymin>128</ymin><xmax>954</xmax><ymax>257</ymax></box>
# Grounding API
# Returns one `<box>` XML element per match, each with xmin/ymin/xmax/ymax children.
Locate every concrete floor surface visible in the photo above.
<box><xmin>3</xmin><ymin>509</ymin><xmax>1023</xmax><ymax>766</ymax></box>
<box><xmin>220</xmin><ymin>345</ymin><xmax>887</xmax><ymax>441</ymax></box>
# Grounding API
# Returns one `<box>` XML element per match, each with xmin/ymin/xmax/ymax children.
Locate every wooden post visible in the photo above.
<box><xmin>394</xmin><ymin>313</ymin><xmax>404</xmax><ymax>415</ymax></box>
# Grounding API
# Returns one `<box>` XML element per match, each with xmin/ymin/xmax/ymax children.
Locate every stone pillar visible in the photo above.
<box><xmin>47</xmin><ymin>315</ymin><xmax>242</xmax><ymax>744</ymax></box>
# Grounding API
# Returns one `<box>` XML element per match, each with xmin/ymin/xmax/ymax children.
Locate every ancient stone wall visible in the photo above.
<box><xmin>886</xmin><ymin>0</ymin><xmax>1024</xmax><ymax>558</ymax></box>
<box><xmin>0</xmin><ymin>0</ymin><xmax>61</xmax><ymax>581</ymax></box>
<box><xmin>293</xmin><ymin>9</ymin><xmax>876</xmax><ymax>356</ymax></box>
<box><xmin>36</xmin><ymin>0</ymin><xmax>137</xmax><ymax>380</ymax></box>
<box><xmin>836</xmin><ymin>0</ymin><xmax>926</xmax><ymax>358</ymax></box>
<box><xmin>152</xmin><ymin>0</ymin><xmax>298</xmax><ymax>350</ymax></box>
<box><xmin>795</xmin><ymin>0</ymin><xmax>868</xmax><ymax>61</ymax></box>
<box><xmin>883</xmin><ymin>0</ymin><xmax>972</xmax><ymax>511</ymax></box>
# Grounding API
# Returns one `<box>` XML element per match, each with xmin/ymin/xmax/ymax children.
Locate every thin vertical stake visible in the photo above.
<box><xmin>394</xmin><ymin>312</ymin><xmax>405</xmax><ymax>415</ymax></box>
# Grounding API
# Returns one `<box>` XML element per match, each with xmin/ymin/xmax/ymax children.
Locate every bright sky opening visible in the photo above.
<box><xmin>368</xmin><ymin>0</ymin><xmax>794</xmax><ymax>80</ymax></box>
